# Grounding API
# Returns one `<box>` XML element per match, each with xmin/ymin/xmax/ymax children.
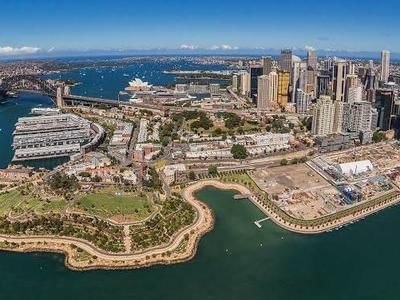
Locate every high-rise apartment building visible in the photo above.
<box><xmin>232</xmin><ymin>75</ymin><xmax>239</xmax><ymax>92</ymax></box>
<box><xmin>312</xmin><ymin>96</ymin><xmax>336</xmax><ymax>136</ymax></box>
<box><xmin>296</xmin><ymin>89</ymin><xmax>312</xmax><ymax>114</ymax></box>
<box><xmin>240</xmin><ymin>72</ymin><xmax>250</xmax><ymax>96</ymax></box>
<box><xmin>257</xmin><ymin>72</ymin><xmax>278</xmax><ymax>111</ymax></box>
<box><xmin>257</xmin><ymin>75</ymin><xmax>270</xmax><ymax>111</ymax></box>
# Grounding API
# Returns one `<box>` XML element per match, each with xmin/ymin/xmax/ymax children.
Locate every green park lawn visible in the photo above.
<box><xmin>0</xmin><ymin>190</ymin><xmax>68</xmax><ymax>216</ymax></box>
<box><xmin>0</xmin><ymin>190</ymin><xmax>38</xmax><ymax>216</ymax></box>
<box><xmin>76</xmin><ymin>190</ymin><xmax>154</xmax><ymax>220</ymax></box>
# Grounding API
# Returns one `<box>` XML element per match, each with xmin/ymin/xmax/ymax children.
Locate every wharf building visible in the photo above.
<box><xmin>12</xmin><ymin>114</ymin><xmax>105</xmax><ymax>162</ymax></box>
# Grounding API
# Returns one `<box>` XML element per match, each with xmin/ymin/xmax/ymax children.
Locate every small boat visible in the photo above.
<box><xmin>123</xmin><ymin>73</ymin><xmax>130</xmax><ymax>77</ymax></box>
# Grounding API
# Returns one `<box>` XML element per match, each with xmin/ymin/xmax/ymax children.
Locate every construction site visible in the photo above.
<box><xmin>249</xmin><ymin>142</ymin><xmax>400</xmax><ymax>221</ymax></box>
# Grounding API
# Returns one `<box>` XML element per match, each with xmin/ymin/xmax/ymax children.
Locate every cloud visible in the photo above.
<box><xmin>48</xmin><ymin>47</ymin><xmax>56</xmax><ymax>53</ymax></box>
<box><xmin>0</xmin><ymin>46</ymin><xmax>41</xmax><ymax>56</ymax></box>
<box><xmin>209</xmin><ymin>44</ymin><xmax>239</xmax><ymax>51</ymax></box>
<box><xmin>305</xmin><ymin>45</ymin><xmax>315</xmax><ymax>51</ymax></box>
<box><xmin>179</xmin><ymin>44</ymin><xmax>198</xmax><ymax>50</ymax></box>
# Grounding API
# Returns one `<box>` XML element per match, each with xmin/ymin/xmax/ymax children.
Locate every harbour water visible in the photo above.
<box><xmin>1</xmin><ymin>61</ymin><xmax>400</xmax><ymax>299</ymax></box>
<box><xmin>1</xmin><ymin>187</ymin><xmax>400</xmax><ymax>299</ymax></box>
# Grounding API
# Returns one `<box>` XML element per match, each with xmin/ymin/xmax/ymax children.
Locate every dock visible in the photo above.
<box><xmin>233</xmin><ymin>194</ymin><xmax>251</xmax><ymax>200</ymax></box>
<box><xmin>254</xmin><ymin>217</ymin><xmax>270</xmax><ymax>228</ymax></box>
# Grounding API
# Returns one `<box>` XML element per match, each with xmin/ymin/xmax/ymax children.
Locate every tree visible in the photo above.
<box><xmin>372</xmin><ymin>131</ymin><xmax>387</xmax><ymax>143</ymax></box>
<box><xmin>280</xmin><ymin>159</ymin><xmax>288</xmax><ymax>165</ymax></box>
<box><xmin>208</xmin><ymin>165</ymin><xmax>218</xmax><ymax>176</ymax></box>
<box><xmin>230</xmin><ymin>144</ymin><xmax>248</xmax><ymax>160</ymax></box>
<box><xmin>188</xmin><ymin>171</ymin><xmax>196</xmax><ymax>181</ymax></box>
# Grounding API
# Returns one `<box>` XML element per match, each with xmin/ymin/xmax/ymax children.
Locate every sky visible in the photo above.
<box><xmin>1</xmin><ymin>0</ymin><xmax>399</xmax><ymax>57</ymax></box>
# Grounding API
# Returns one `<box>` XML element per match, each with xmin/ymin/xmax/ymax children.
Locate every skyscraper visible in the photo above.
<box><xmin>257</xmin><ymin>75</ymin><xmax>270</xmax><ymax>111</ymax></box>
<box><xmin>257</xmin><ymin>72</ymin><xmax>278</xmax><ymax>111</ymax></box>
<box><xmin>381</xmin><ymin>50</ymin><xmax>390</xmax><ymax>82</ymax></box>
<box><xmin>307</xmin><ymin>49</ymin><xmax>318</xmax><ymax>71</ymax></box>
<box><xmin>279</xmin><ymin>49</ymin><xmax>292</xmax><ymax>72</ymax></box>
<box><xmin>375</xmin><ymin>89</ymin><xmax>395</xmax><ymax>130</ymax></box>
<box><xmin>240</xmin><ymin>72</ymin><xmax>250</xmax><ymax>96</ymax></box>
<box><xmin>333</xmin><ymin>59</ymin><xmax>348</xmax><ymax>101</ymax></box>
<box><xmin>232</xmin><ymin>75</ymin><xmax>239</xmax><ymax>92</ymax></box>
<box><xmin>277</xmin><ymin>71</ymin><xmax>290</xmax><ymax>108</ymax></box>
<box><xmin>261</xmin><ymin>56</ymin><xmax>273</xmax><ymax>75</ymax></box>
<box><xmin>317</xmin><ymin>75</ymin><xmax>330</xmax><ymax>98</ymax></box>
<box><xmin>269</xmin><ymin>71</ymin><xmax>279</xmax><ymax>104</ymax></box>
<box><xmin>249</xmin><ymin>65</ymin><xmax>263</xmax><ymax>103</ymax></box>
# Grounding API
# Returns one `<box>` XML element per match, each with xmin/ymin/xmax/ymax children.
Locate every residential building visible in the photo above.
<box><xmin>241</xmin><ymin>72</ymin><xmax>250</xmax><ymax>96</ymax></box>
<box><xmin>296</xmin><ymin>89</ymin><xmax>312</xmax><ymax>114</ymax></box>
<box><xmin>312</xmin><ymin>96</ymin><xmax>336</xmax><ymax>136</ymax></box>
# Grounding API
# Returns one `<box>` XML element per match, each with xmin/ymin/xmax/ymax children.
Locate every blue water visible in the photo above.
<box><xmin>45</xmin><ymin>59</ymin><xmax>229</xmax><ymax>99</ymax></box>
<box><xmin>1</xmin><ymin>187</ymin><xmax>400</xmax><ymax>300</ymax></box>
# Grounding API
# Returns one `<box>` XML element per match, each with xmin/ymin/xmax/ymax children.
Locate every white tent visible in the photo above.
<box><xmin>336</xmin><ymin>160</ymin><xmax>373</xmax><ymax>176</ymax></box>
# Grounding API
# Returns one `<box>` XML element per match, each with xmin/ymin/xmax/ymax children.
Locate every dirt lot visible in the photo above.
<box><xmin>249</xmin><ymin>164</ymin><xmax>330</xmax><ymax>195</ymax></box>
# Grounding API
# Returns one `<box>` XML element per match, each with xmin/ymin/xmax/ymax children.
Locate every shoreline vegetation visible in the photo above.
<box><xmin>1</xmin><ymin>175</ymin><xmax>400</xmax><ymax>270</ymax></box>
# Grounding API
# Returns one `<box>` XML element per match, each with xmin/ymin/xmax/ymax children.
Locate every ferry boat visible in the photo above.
<box><xmin>31</xmin><ymin>107</ymin><xmax>61</xmax><ymax>116</ymax></box>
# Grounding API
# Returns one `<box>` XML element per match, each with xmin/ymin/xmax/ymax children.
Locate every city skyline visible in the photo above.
<box><xmin>1</xmin><ymin>0</ymin><xmax>400</xmax><ymax>58</ymax></box>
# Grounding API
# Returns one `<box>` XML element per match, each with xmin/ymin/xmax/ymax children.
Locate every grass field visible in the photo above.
<box><xmin>76</xmin><ymin>190</ymin><xmax>154</xmax><ymax>220</ymax></box>
<box><xmin>219</xmin><ymin>172</ymin><xmax>262</xmax><ymax>192</ymax></box>
<box><xmin>0</xmin><ymin>190</ymin><xmax>68</xmax><ymax>216</ymax></box>
<box><xmin>0</xmin><ymin>191</ymin><xmax>38</xmax><ymax>216</ymax></box>
<box><xmin>36</xmin><ymin>199</ymin><xmax>68</xmax><ymax>214</ymax></box>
